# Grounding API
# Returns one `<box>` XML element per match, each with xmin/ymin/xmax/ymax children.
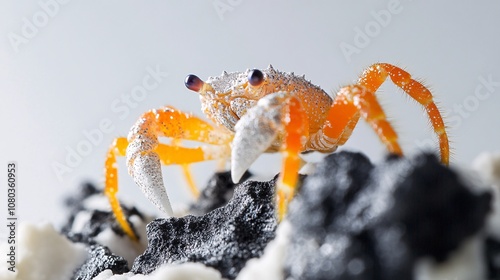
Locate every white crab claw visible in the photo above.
<box><xmin>231</xmin><ymin>92</ymin><xmax>288</xmax><ymax>183</ymax></box>
<box><xmin>129</xmin><ymin>151</ymin><xmax>173</xmax><ymax>216</ymax></box>
<box><xmin>126</xmin><ymin>118</ymin><xmax>173</xmax><ymax>216</ymax></box>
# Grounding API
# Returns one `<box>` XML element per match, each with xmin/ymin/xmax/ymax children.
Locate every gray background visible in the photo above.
<box><xmin>1</xmin><ymin>1</ymin><xmax>500</xmax><ymax>228</ymax></box>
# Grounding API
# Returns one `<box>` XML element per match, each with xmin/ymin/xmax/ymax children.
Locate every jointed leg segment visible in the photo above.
<box><xmin>332</xmin><ymin>85</ymin><xmax>402</xmax><ymax>155</ymax></box>
<box><xmin>319</xmin><ymin>63</ymin><xmax>449</xmax><ymax>166</ymax></box>
<box><xmin>105</xmin><ymin>137</ymin><xmax>137</xmax><ymax>240</ymax></box>
<box><xmin>358</xmin><ymin>63</ymin><xmax>449</xmax><ymax>164</ymax></box>
<box><xmin>277</xmin><ymin>97</ymin><xmax>309</xmax><ymax>221</ymax></box>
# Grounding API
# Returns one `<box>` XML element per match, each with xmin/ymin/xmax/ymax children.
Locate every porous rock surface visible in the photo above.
<box><xmin>285</xmin><ymin>152</ymin><xmax>492</xmax><ymax>280</ymax></box>
<box><xmin>190</xmin><ymin>170</ymin><xmax>252</xmax><ymax>215</ymax></box>
<box><xmin>131</xmin><ymin>177</ymin><xmax>278</xmax><ymax>279</ymax></box>
<box><xmin>73</xmin><ymin>245</ymin><xmax>129</xmax><ymax>280</ymax></box>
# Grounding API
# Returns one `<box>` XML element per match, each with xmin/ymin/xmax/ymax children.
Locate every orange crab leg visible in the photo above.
<box><xmin>181</xmin><ymin>165</ymin><xmax>199</xmax><ymax>197</ymax></box>
<box><xmin>153</xmin><ymin>107</ymin><xmax>232</xmax><ymax>144</ymax></box>
<box><xmin>155</xmin><ymin>143</ymin><xmax>216</xmax><ymax>198</ymax></box>
<box><xmin>167</xmin><ymin>138</ymin><xmax>200</xmax><ymax>198</ymax></box>
<box><xmin>105</xmin><ymin>137</ymin><xmax>138</xmax><ymax>240</ymax></box>
<box><xmin>358</xmin><ymin>63</ymin><xmax>449</xmax><ymax>165</ymax></box>
<box><xmin>323</xmin><ymin>86</ymin><xmax>403</xmax><ymax>156</ymax></box>
<box><xmin>277</xmin><ymin>97</ymin><xmax>309</xmax><ymax>221</ymax></box>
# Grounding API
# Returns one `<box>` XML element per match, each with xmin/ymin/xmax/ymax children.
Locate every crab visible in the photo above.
<box><xmin>104</xmin><ymin>63</ymin><xmax>449</xmax><ymax>240</ymax></box>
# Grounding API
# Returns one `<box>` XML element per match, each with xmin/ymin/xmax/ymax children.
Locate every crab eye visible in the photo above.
<box><xmin>185</xmin><ymin>74</ymin><xmax>204</xmax><ymax>92</ymax></box>
<box><xmin>248</xmin><ymin>69</ymin><xmax>264</xmax><ymax>86</ymax></box>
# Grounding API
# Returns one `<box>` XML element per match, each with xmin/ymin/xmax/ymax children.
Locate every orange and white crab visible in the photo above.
<box><xmin>104</xmin><ymin>63</ymin><xmax>449</xmax><ymax>240</ymax></box>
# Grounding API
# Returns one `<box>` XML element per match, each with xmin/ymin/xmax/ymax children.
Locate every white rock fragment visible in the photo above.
<box><xmin>414</xmin><ymin>235</ymin><xmax>485</xmax><ymax>280</ymax></box>
<box><xmin>71</xmin><ymin>211</ymin><xmax>93</xmax><ymax>233</ymax></box>
<box><xmin>92</xmin><ymin>270</ymin><xmax>117</xmax><ymax>280</ymax></box>
<box><xmin>147</xmin><ymin>263</ymin><xmax>221</xmax><ymax>280</ymax></box>
<box><xmin>0</xmin><ymin>223</ymin><xmax>88</xmax><ymax>280</ymax></box>
<box><xmin>93</xmin><ymin>263</ymin><xmax>222</xmax><ymax>280</ymax></box>
<box><xmin>473</xmin><ymin>152</ymin><xmax>500</xmax><ymax>186</ymax></box>
<box><xmin>83</xmin><ymin>194</ymin><xmax>118</xmax><ymax>212</ymax></box>
<box><xmin>236</xmin><ymin>221</ymin><xmax>292</xmax><ymax>280</ymax></box>
<box><xmin>472</xmin><ymin>152</ymin><xmax>500</xmax><ymax>240</ymax></box>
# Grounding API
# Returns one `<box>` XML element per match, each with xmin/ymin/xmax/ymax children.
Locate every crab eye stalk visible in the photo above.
<box><xmin>185</xmin><ymin>74</ymin><xmax>204</xmax><ymax>92</ymax></box>
<box><xmin>248</xmin><ymin>69</ymin><xmax>264</xmax><ymax>86</ymax></box>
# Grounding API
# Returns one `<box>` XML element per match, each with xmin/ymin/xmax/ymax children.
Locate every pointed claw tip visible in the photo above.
<box><xmin>130</xmin><ymin>152</ymin><xmax>173</xmax><ymax>217</ymax></box>
<box><xmin>231</xmin><ymin>157</ymin><xmax>247</xmax><ymax>183</ymax></box>
<box><xmin>231</xmin><ymin>168</ymin><xmax>244</xmax><ymax>184</ymax></box>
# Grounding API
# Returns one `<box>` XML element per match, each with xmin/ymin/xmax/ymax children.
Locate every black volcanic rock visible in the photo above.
<box><xmin>62</xmin><ymin>182</ymin><xmax>146</xmax><ymax>243</ymax></box>
<box><xmin>285</xmin><ymin>151</ymin><xmax>492</xmax><ymax>280</ymax></box>
<box><xmin>73</xmin><ymin>244</ymin><xmax>129</xmax><ymax>280</ymax></box>
<box><xmin>64</xmin><ymin>182</ymin><xmax>101</xmax><ymax>209</ymax></box>
<box><xmin>190</xmin><ymin>170</ymin><xmax>252</xmax><ymax>215</ymax></box>
<box><xmin>485</xmin><ymin>238</ymin><xmax>500</xmax><ymax>279</ymax></box>
<box><xmin>131</xmin><ymin>178</ymin><xmax>278</xmax><ymax>279</ymax></box>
